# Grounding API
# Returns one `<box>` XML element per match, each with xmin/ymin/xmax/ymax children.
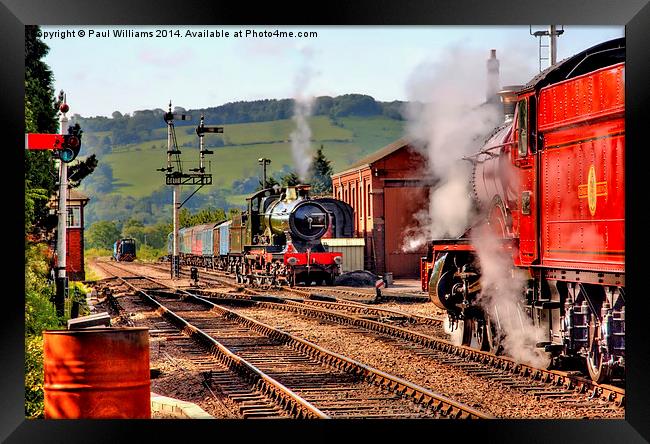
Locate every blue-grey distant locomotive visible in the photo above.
<box><xmin>113</xmin><ymin>238</ymin><xmax>136</xmax><ymax>262</ymax></box>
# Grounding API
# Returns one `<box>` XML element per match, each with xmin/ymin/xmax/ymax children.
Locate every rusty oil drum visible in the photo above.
<box><xmin>43</xmin><ymin>327</ymin><xmax>150</xmax><ymax>419</ymax></box>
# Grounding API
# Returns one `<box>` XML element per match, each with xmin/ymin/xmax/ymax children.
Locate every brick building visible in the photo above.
<box><xmin>331</xmin><ymin>138</ymin><xmax>433</xmax><ymax>278</ymax></box>
<box><xmin>49</xmin><ymin>189</ymin><xmax>90</xmax><ymax>281</ymax></box>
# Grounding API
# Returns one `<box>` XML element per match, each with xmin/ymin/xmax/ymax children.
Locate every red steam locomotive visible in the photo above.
<box><xmin>421</xmin><ymin>38</ymin><xmax>625</xmax><ymax>383</ymax></box>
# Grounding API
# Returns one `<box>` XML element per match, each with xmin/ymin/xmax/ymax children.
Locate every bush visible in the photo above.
<box><xmin>84</xmin><ymin>247</ymin><xmax>112</xmax><ymax>259</ymax></box>
<box><xmin>67</xmin><ymin>282</ymin><xmax>91</xmax><ymax>319</ymax></box>
<box><xmin>25</xmin><ymin>245</ymin><xmax>96</xmax><ymax>418</ymax></box>
<box><xmin>25</xmin><ymin>242</ymin><xmax>63</xmax><ymax>418</ymax></box>
<box><xmin>136</xmin><ymin>244</ymin><xmax>166</xmax><ymax>262</ymax></box>
<box><xmin>25</xmin><ymin>335</ymin><xmax>46</xmax><ymax>418</ymax></box>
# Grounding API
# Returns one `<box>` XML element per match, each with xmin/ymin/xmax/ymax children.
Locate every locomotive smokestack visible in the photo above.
<box><xmin>486</xmin><ymin>49</ymin><xmax>500</xmax><ymax>104</ymax></box>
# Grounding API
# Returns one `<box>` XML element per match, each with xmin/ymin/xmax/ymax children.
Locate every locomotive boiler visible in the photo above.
<box><xmin>421</xmin><ymin>37</ymin><xmax>625</xmax><ymax>383</ymax></box>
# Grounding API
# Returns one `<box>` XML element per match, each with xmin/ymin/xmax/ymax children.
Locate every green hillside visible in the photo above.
<box><xmin>92</xmin><ymin>115</ymin><xmax>405</xmax><ymax>199</ymax></box>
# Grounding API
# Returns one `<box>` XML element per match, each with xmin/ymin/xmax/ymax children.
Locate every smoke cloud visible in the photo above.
<box><xmin>290</xmin><ymin>48</ymin><xmax>315</xmax><ymax>182</ymax></box>
<box><xmin>403</xmin><ymin>44</ymin><xmax>549</xmax><ymax>368</ymax></box>
<box><xmin>402</xmin><ymin>45</ymin><xmax>502</xmax><ymax>251</ymax></box>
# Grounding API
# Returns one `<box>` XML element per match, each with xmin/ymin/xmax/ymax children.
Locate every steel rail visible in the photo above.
<box><xmin>293</xmin><ymin>299</ymin><xmax>443</xmax><ymax>327</ymax></box>
<box><xmin>100</xmin><ymin>260</ymin><xmax>624</xmax><ymax>407</ymax></box>
<box><xmin>122</xmin><ymin>281</ymin><xmax>329</xmax><ymax>419</ymax></box>
<box><xmin>242</xmin><ymin>298</ymin><xmax>625</xmax><ymax>408</ymax></box>
<box><xmin>176</xmin><ymin>289</ymin><xmax>491</xmax><ymax>419</ymax></box>
<box><xmin>95</xmin><ymin>266</ymin><xmax>329</xmax><ymax>419</ymax></box>
<box><xmin>162</xmin><ymin>263</ymin><xmax>438</xmax><ymax>322</ymax></box>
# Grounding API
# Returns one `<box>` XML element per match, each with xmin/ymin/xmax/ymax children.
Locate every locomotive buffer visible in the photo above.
<box><xmin>158</xmin><ymin>102</ymin><xmax>223</xmax><ymax>278</ymax></box>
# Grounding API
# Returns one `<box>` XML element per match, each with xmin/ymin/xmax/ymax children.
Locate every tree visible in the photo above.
<box><xmin>122</xmin><ymin>219</ymin><xmax>145</xmax><ymax>244</ymax></box>
<box><xmin>25</xmin><ymin>181</ymin><xmax>49</xmax><ymax>233</ymax></box>
<box><xmin>255</xmin><ymin>175</ymin><xmax>279</xmax><ymax>192</ymax></box>
<box><xmin>178</xmin><ymin>208</ymin><xmax>193</xmax><ymax>228</ymax></box>
<box><xmin>25</xmin><ymin>25</ymin><xmax>58</xmax><ymax>234</ymax></box>
<box><xmin>25</xmin><ymin>26</ymin><xmax>96</xmax><ymax>235</ymax></box>
<box><xmin>67</xmin><ymin>154</ymin><xmax>98</xmax><ymax>188</ymax></box>
<box><xmin>25</xmin><ymin>26</ymin><xmax>57</xmax><ymax>135</ymax></box>
<box><xmin>281</xmin><ymin>172</ymin><xmax>300</xmax><ymax>186</ymax></box>
<box><xmin>191</xmin><ymin>208</ymin><xmax>227</xmax><ymax>225</ymax></box>
<box><xmin>330</xmin><ymin>94</ymin><xmax>381</xmax><ymax>117</ymax></box>
<box><xmin>85</xmin><ymin>221</ymin><xmax>121</xmax><ymax>250</ymax></box>
<box><xmin>143</xmin><ymin>223</ymin><xmax>170</xmax><ymax>249</ymax></box>
<box><xmin>309</xmin><ymin>145</ymin><xmax>333</xmax><ymax>194</ymax></box>
<box><xmin>83</xmin><ymin>163</ymin><xmax>114</xmax><ymax>194</ymax></box>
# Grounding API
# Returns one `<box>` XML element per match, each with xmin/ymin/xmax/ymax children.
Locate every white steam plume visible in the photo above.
<box><xmin>402</xmin><ymin>45</ymin><xmax>501</xmax><ymax>251</ymax></box>
<box><xmin>473</xmin><ymin>225</ymin><xmax>550</xmax><ymax>368</ymax></box>
<box><xmin>403</xmin><ymin>44</ymin><xmax>548</xmax><ymax>368</ymax></box>
<box><xmin>290</xmin><ymin>48</ymin><xmax>315</xmax><ymax>182</ymax></box>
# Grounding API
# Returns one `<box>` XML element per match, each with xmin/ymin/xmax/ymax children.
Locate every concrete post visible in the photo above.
<box><xmin>55</xmin><ymin>112</ymin><xmax>69</xmax><ymax>317</ymax></box>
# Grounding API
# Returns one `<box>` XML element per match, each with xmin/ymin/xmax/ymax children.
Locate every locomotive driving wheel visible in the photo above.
<box><xmin>461</xmin><ymin>313</ymin><xmax>501</xmax><ymax>353</ymax></box>
<box><xmin>461</xmin><ymin>318</ymin><xmax>480</xmax><ymax>349</ymax></box>
<box><xmin>578</xmin><ymin>284</ymin><xmax>611</xmax><ymax>383</ymax></box>
<box><xmin>475</xmin><ymin>315</ymin><xmax>501</xmax><ymax>354</ymax></box>
<box><xmin>586</xmin><ymin>314</ymin><xmax>610</xmax><ymax>383</ymax></box>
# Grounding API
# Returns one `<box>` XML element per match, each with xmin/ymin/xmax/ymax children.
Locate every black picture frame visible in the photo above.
<box><xmin>5</xmin><ymin>0</ymin><xmax>649</xmax><ymax>442</ymax></box>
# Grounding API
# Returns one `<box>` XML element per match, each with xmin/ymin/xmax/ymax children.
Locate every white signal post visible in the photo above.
<box><xmin>56</xmin><ymin>98</ymin><xmax>70</xmax><ymax>316</ymax></box>
<box><xmin>166</xmin><ymin>102</ymin><xmax>181</xmax><ymax>279</ymax></box>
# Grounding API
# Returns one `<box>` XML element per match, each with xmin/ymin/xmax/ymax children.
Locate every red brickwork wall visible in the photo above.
<box><xmin>66</xmin><ymin>228</ymin><xmax>85</xmax><ymax>281</ymax></box>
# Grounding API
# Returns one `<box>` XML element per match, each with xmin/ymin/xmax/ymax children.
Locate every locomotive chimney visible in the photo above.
<box><xmin>497</xmin><ymin>85</ymin><xmax>523</xmax><ymax>124</ymax></box>
<box><xmin>486</xmin><ymin>49</ymin><xmax>500</xmax><ymax>104</ymax></box>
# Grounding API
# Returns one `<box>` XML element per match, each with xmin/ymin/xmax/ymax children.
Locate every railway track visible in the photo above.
<box><xmin>94</xmin><ymin>259</ymin><xmax>625</xmax><ymax>417</ymax></box>
<box><xmin>93</xmin><ymin>275</ymin><xmax>291</xmax><ymax>418</ymax></box>
<box><xmin>92</xmin><ymin>260</ymin><xmax>490</xmax><ymax>419</ymax></box>
<box><xmin>146</xmin><ymin>261</ymin><xmax>443</xmax><ymax>325</ymax></box>
<box><xmin>172</xmin><ymin>263</ymin><xmax>626</xmax><ymax>410</ymax></box>
<box><xmin>149</xmin><ymin>261</ymin><xmax>428</xmax><ymax>303</ymax></box>
<box><xmin>228</xmin><ymin>301</ymin><xmax>625</xmax><ymax>414</ymax></box>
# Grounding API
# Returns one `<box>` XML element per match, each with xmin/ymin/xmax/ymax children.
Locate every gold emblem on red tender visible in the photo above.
<box><xmin>578</xmin><ymin>165</ymin><xmax>607</xmax><ymax>216</ymax></box>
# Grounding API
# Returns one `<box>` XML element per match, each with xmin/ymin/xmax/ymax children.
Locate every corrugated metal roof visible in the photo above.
<box><xmin>190</xmin><ymin>223</ymin><xmax>219</xmax><ymax>232</ymax></box>
<box><xmin>332</xmin><ymin>137</ymin><xmax>414</xmax><ymax>177</ymax></box>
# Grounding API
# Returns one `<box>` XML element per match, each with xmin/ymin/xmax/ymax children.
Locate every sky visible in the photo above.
<box><xmin>40</xmin><ymin>25</ymin><xmax>624</xmax><ymax>118</ymax></box>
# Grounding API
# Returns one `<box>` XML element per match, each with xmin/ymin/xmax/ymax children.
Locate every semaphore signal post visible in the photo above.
<box><xmin>26</xmin><ymin>92</ymin><xmax>83</xmax><ymax>316</ymax></box>
<box><xmin>158</xmin><ymin>101</ymin><xmax>223</xmax><ymax>278</ymax></box>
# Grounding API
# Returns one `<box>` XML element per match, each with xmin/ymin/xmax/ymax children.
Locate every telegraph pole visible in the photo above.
<box><xmin>55</xmin><ymin>96</ymin><xmax>69</xmax><ymax>317</ymax></box>
<box><xmin>550</xmin><ymin>25</ymin><xmax>558</xmax><ymax>65</ymax></box>
<box><xmin>165</xmin><ymin>101</ymin><xmax>182</xmax><ymax>279</ymax></box>
<box><xmin>530</xmin><ymin>25</ymin><xmax>564</xmax><ymax>71</ymax></box>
